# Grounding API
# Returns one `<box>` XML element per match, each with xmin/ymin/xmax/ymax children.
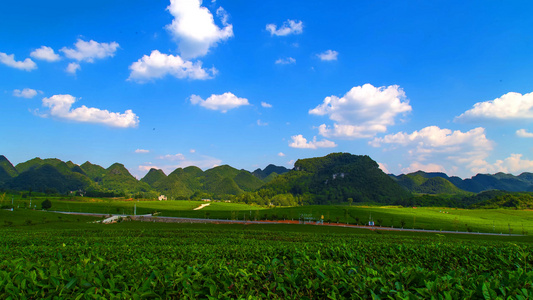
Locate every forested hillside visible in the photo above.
<box><xmin>2</xmin><ymin>153</ymin><xmax>533</xmax><ymax>208</ymax></box>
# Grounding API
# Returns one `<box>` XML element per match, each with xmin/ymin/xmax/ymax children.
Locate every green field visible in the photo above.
<box><xmin>3</xmin><ymin>195</ymin><xmax>533</xmax><ymax>235</ymax></box>
<box><xmin>0</xmin><ymin>214</ymin><xmax>532</xmax><ymax>299</ymax></box>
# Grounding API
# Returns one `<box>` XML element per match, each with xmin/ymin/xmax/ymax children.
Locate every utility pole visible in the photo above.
<box><xmin>134</xmin><ymin>203</ymin><xmax>136</xmax><ymax>216</ymax></box>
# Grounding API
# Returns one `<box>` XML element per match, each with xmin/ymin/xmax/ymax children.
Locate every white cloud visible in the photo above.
<box><xmin>135</xmin><ymin>149</ymin><xmax>150</xmax><ymax>154</ymax></box>
<box><xmin>377</xmin><ymin>162</ymin><xmax>390</xmax><ymax>174</ymax></box>
<box><xmin>190</xmin><ymin>92</ymin><xmax>249</xmax><ymax>113</ymax></box>
<box><xmin>190</xmin><ymin>149</ymin><xmax>196</xmax><ymax>153</ymax></box>
<box><xmin>13</xmin><ymin>88</ymin><xmax>39</xmax><ymax>99</ymax></box>
<box><xmin>0</xmin><ymin>52</ymin><xmax>37</xmax><ymax>71</ymax></box>
<box><xmin>261</xmin><ymin>101</ymin><xmax>272</xmax><ymax>108</ymax></box>
<box><xmin>30</xmin><ymin>46</ymin><xmax>61</xmax><ymax>62</ymax></box>
<box><xmin>278</xmin><ymin>152</ymin><xmax>285</xmax><ymax>157</ymax></box>
<box><xmin>157</xmin><ymin>153</ymin><xmax>186</xmax><ymax>161</ymax></box>
<box><xmin>275</xmin><ymin>57</ymin><xmax>296</xmax><ymax>65</ymax></box>
<box><xmin>266</xmin><ymin>19</ymin><xmax>303</xmax><ymax>36</ymax></box>
<box><xmin>66</xmin><ymin>62</ymin><xmax>81</xmax><ymax>75</ymax></box>
<box><xmin>456</xmin><ymin>91</ymin><xmax>533</xmax><ymax>121</ymax></box>
<box><xmin>371</xmin><ymin>126</ymin><xmax>494</xmax><ymax>176</ymax></box>
<box><xmin>166</xmin><ymin>0</ymin><xmax>233</xmax><ymax>59</ymax></box>
<box><xmin>401</xmin><ymin>162</ymin><xmax>447</xmax><ymax>174</ymax></box>
<box><xmin>516</xmin><ymin>129</ymin><xmax>533</xmax><ymax>138</ymax></box>
<box><xmin>40</xmin><ymin>94</ymin><xmax>139</xmax><ymax>128</ymax></box>
<box><xmin>310</xmin><ymin>83</ymin><xmax>412</xmax><ymax>138</ymax></box>
<box><xmin>289</xmin><ymin>134</ymin><xmax>337</xmax><ymax>149</ymax></box>
<box><xmin>61</xmin><ymin>39</ymin><xmax>119</xmax><ymax>62</ymax></box>
<box><xmin>128</xmin><ymin>50</ymin><xmax>215</xmax><ymax>82</ymax></box>
<box><xmin>257</xmin><ymin>119</ymin><xmax>268</xmax><ymax>126</ymax></box>
<box><xmin>317</xmin><ymin>50</ymin><xmax>338</xmax><ymax>61</ymax></box>
<box><xmin>491</xmin><ymin>154</ymin><xmax>533</xmax><ymax>174</ymax></box>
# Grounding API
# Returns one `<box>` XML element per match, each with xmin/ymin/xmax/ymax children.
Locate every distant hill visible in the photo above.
<box><xmin>392</xmin><ymin>170</ymin><xmax>533</xmax><ymax>193</ymax></box>
<box><xmin>141</xmin><ymin>168</ymin><xmax>167</xmax><ymax>187</ymax></box>
<box><xmin>392</xmin><ymin>171</ymin><xmax>469</xmax><ymax>194</ymax></box>
<box><xmin>3</xmin><ymin>153</ymin><xmax>533</xmax><ymax>208</ymax></box>
<box><xmin>0</xmin><ymin>155</ymin><xmax>18</xmax><ymax>184</ymax></box>
<box><xmin>252</xmin><ymin>164</ymin><xmax>289</xmax><ymax>180</ymax></box>
<box><xmin>80</xmin><ymin>162</ymin><xmax>106</xmax><ymax>183</ymax></box>
<box><xmin>264</xmin><ymin>153</ymin><xmax>411</xmax><ymax>204</ymax></box>
<box><xmin>101</xmin><ymin>163</ymin><xmax>153</xmax><ymax>195</ymax></box>
<box><xmin>6</xmin><ymin>164</ymin><xmax>94</xmax><ymax>194</ymax></box>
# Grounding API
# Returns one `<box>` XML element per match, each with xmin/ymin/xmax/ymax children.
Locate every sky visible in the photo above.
<box><xmin>2</xmin><ymin>0</ymin><xmax>533</xmax><ymax>179</ymax></box>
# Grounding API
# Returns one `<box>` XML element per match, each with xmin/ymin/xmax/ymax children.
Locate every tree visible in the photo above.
<box><xmin>41</xmin><ymin>199</ymin><xmax>52</xmax><ymax>210</ymax></box>
<box><xmin>347</xmin><ymin>198</ymin><xmax>353</xmax><ymax>206</ymax></box>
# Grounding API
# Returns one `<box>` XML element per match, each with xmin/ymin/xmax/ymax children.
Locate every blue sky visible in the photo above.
<box><xmin>2</xmin><ymin>0</ymin><xmax>533</xmax><ymax>179</ymax></box>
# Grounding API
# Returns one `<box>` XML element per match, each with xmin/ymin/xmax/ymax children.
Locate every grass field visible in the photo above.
<box><xmin>2</xmin><ymin>195</ymin><xmax>533</xmax><ymax>235</ymax></box>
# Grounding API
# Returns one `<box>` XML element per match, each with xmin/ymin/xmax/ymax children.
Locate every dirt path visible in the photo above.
<box><xmin>193</xmin><ymin>203</ymin><xmax>211</xmax><ymax>210</ymax></box>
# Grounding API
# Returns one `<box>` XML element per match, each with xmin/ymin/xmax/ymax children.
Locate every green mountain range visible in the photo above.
<box><xmin>391</xmin><ymin>170</ymin><xmax>533</xmax><ymax>194</ymax></box>
<box><xmin>2</xmin><ymin>153</ymin><xmax>533</xmax><ymax>206</ymax></box>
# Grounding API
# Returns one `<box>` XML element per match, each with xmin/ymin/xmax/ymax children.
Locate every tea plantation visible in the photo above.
<box><xmin>1</xmin><ymin>214</ymin><xmax>532</xmax><ymax>299</ymax></box>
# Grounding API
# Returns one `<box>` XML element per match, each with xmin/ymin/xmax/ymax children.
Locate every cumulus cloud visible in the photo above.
<box><xmin>516</xmin><ymin>129</ymin><xmax>533</xmax><ymax>138</ymax></box>
<box><xmin>289</xmin><ymin>135</ymin><xmax>337</xmax><ymax>149</ymax></box>
<box><xmin>128</xmin><ymin>50</ymin><xmax>215</xmax><ymax>82</ymax></box>
<box><xmin>278</xmin><ymin>152</ymin><xmax>286</xmax><ymax>157</ymax></box>
<box><xmin>166</xmin><ymin>0</ymin><xmax>233</xmax><ymax>59</ymax></box>
<box><xmin>261</xmin><ymin>101</ymin><xmax>272</xmax><ymax>108</ymax></box>
<box><xmin>317</xmin><ymin>50</ymin><xmax>338</xmax><ymax>61</ymax></box>
<box><xmin>371</xmin><ymin>126</ymin><xmax>494</xmax><ymax>176</ymax></box>
<box><xmin>61</xmin><ymin>39</ymin><xmax>119</xmax><ymax>62</ymax></box>
<box><xmin>66</xmin><ymin>62</ymin><xmax>81</xmax><ymax>75</ymax></box>
<box><xmin>40</xmin><ymin>94</ymin><xmax>139</xmax><ymax>128</ymax></box>
<box><xmin>13</xmin><ymin>88</ymin><xmax>40</xmax><ymax>99</ymax></box>
<box><xmin>456</xmin><ymin>91</ymin><xmax>533</xmax><ymax>121</ymax></box>
<box><xmin>490</xmin><ymin>154</ymin><xmax>533</xmax><ymax>174</ymax></box>
<box><xmin>275</xmin><ymin>57</ymin><xmax>296</xmax><ymax>65</ymax></box>
<box><xmin>190</xmin><ymin>92</ymin><xmax>249</xmax><ymax>113</ymax></box>
<box><xmin>266</xmin><ymin>19</ymin><xmax>303</xmax><ymax>36</ymax></box>
<box><xmin>0</xmin><ymin>52</ymin><xmax>37</xmax><ymax>71</ymax></box>
<box><xmin>309</xmin><ymin>84</ymin><xmax>412</xmax><ymax>138</ymax></box>
<box><xmin>135</xmin><ymin>149</ymin><xmax>150</xmax><ymax>154</ymax></box>
<box><xmin>30</xmin><ymin>46</ymin><xmax>61</xmax><ymax>62</ymax></box>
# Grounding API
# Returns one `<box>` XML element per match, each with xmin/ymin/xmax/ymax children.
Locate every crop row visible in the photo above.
<box><xmin>0</xmin><ymin>228</ymin><xmax>531</xmax><ymax>299</ymax></box>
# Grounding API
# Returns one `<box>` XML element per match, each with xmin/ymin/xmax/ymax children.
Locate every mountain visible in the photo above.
<box><xmin>393</xmin><ymin>170</ymin><xmax>533</xmax><ymax>193</ymax></box>
<box><xmin>392</xmin><ymin>171</ymin><xmax>469</xmax><ymax>194</ymax></box>
<box><xmin>155</xmin><ymin>166</ymin><xmax>204</xmax><ymax>199</ymax></box>
<box><xmin>80</xmin><ymin>161</ymin><xmax>107</xmax><ymax>183</ymax></box>
<box><xmin>101</xmin><ymin>163</ymin><xmax>153</xmax><ymax>195</ymax></box>
<box><xmin>0</xmin><ymin>155</ymin><xmax>18</xmax><ymax>184</ymax></box>
<box><xmin>264</xmin><ymin>153</ymin><xmax>411</xmax><ymax>204</ymax></box>
<box><xmin>252</xmin><ymin>164</ymin><xmax>290</xmax><ymax>180</ymax></box>
<box><xmin>151</xmin><ymin>165</ymin><xmax>266</xmax><ymax>199</ymax></box>
<box><xmin>6</xmin><ymin>164</ymin><xmax>94</xmax><ymax>194</ymax></box>
<box><xmin>141</xmin><ymin>168</ymin><xmax>167</xmax><ymax>187</ymax></box>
